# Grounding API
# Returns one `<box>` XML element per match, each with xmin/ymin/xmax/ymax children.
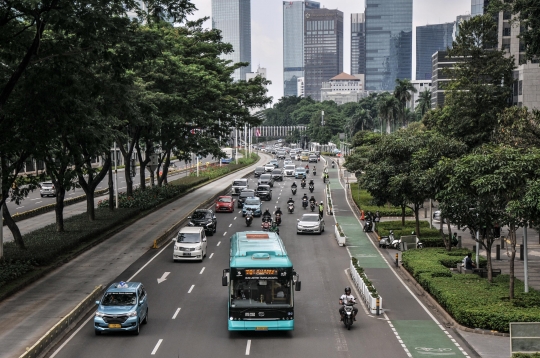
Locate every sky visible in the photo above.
<box><xmin>187</xmin><ymin>0</ymin><xmax>471</xmax><ymax>105</ymax></box>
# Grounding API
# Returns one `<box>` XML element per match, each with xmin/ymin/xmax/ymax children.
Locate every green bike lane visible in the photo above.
<box><xmin>327</xmin><ymin>166</ymin><xmax>472</xmax><ymax>358</ymax></box>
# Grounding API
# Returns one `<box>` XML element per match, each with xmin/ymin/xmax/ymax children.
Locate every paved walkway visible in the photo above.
<box><xmin>0</xmin><ymin>154</ymin><xmax>270</xmax><ymax>358</ymax></box>
<box><xmin>333</xmin><ymin>156</ymin><xmax>511</xmax><ymax>358</ymax></box>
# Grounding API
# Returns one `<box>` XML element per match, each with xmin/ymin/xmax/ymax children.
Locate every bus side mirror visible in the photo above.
<box><xmin>222</xmin><ymin>276</ymin><xmax>228</xmax><ymax>286</ymax></box>
<box><xmin>295</xmin><ymin>281</ymin><xmax>301</xmax><ymax>291</ymax></box>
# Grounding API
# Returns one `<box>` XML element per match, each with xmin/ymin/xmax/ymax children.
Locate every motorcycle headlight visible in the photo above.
<box><xmin>95</xmin><ymin>311</ymin><xmax>105</xmax><ymax>318</ymax></box>
<box><xmin>127</xmin><ymin>311</ymin><xmax>138</xmax><ymax>317</ymax></box>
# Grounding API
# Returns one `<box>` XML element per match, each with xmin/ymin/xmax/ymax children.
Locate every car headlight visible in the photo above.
<box><xmin>188</xmin><ymin>222</ymin><xmax>194</xmax><ymax>226</ymax></box>
<box><xmin>95</xmin><ymin>311</ymin><xmax>105</xmax><ymax>318</ymax></box>
<box><xmin>175</xmin><ymin>245</ymin><xmax>180</xmax><ymax>250</ymax></box>
<box><xmin>127</xmin><ymin>311</ymin><xmax>138</xmax><ymax>317</ymax></box>
<box><xmin>195</xmin><ymin>245</ymin><xmax>201</xmax><ymax>250</ymax></box>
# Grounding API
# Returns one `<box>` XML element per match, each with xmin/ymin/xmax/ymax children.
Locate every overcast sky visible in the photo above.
<box><xmin>187</xmin><ymin>0</ymin><xmax>471</xmax><ymax>105</ymax></box>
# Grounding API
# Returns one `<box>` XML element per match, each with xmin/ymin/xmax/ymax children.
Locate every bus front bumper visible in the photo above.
<box><xmin>228</xmin><ymin>320</ymin><xmax>294</xmax><ymax>331</ymax></box>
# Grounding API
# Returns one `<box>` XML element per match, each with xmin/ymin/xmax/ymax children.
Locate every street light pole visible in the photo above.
<box><xmin>114</xmin><ymin>141</ymin><xmax>118</xmax><ymax>209</ymax></box>
<box><xmin>321</xmin><ymin>110</ymin><xmax>325</xmax><ymax>126</ymax></box>
<box><xmin>0</xmin><ymin>171</ymin><xmax>3</xmax><ymax>260</ymax></box>
<box><xmin>524</xmin><ymin>222</ymin><xmax>529</xmax><ymax>293</ymax></box>
<box><xmin>235</xmin><ymin>124</ymin><xmax>238</xmax><ymax>165</ymax></box>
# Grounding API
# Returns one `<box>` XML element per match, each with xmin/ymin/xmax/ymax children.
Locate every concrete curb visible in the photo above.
<box><xmin>151</xmin><ymin>155</ymin><xmax>265</xmax><ymax>249</ymax></box>
<box><xmin>18</xmin><ymin>285</ymin><xmax>104</xmax><ymax>358</ymax></box>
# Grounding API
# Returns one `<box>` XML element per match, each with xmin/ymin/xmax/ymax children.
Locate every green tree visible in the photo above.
<box><xmin>415</xmin><ymin>89</ymin><xmax>432</xmax><ymax>119</ymax></box>
<box><xmin>394</xmin><ymin>79</ymin><xmax>417</xmax><ymax>127</ymax></box>
<box><xmin>377</xmin><ymin>93</ymin><xmax>399</xmax><ymax>134</ymax></box>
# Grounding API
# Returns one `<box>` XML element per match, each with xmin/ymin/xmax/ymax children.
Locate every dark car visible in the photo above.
<box><xmin>308</xmin><ymin>155</ymin><xmax>318</xmax><ymax>163</ymax></box>
<box><xmin>255</xmin><ymin>185</ymin><xmax>272</xmax><ymax>201</ymax></box>
<box><xmin>187</xmin><ymin>209</ymin><xmax>217</xmax><ymax>236</ymax></box>
<box><xmin>238</xmin><ymin>189</ymin><xmax>256</xmax><ymax>208</ymax></box>
<box><xmin>271</xmin><ymin>169</ymin><xmax>283</xmax><ymax>181</ymax></box>
<box><xmin>258</xmin><ymin>174</ymin><xmax>275</xmax><ymax>187</ymax></box>
<box><xmin>254</xmin><ymin>166</ymin><xmax>265</xmax><ymax>177</ymax></box>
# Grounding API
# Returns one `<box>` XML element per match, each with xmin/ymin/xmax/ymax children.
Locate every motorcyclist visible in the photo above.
<box><xmin>318</xmin><ymin>201</ymin><xmax>324</xmax><ymax>219</ymax></box>
<box><xmin>301</xmin><ymin>178</ymin><xmax>306</xmax><ymax>188</ymax></box>
<box><xmin>262</xmin><ymin>209</ymin><xmax>272</xmax><ymax>221</ymax></box>
<box><xmin>309</xmin><ymin>196</ymin><xmax>316</xmax><ymax>205</ymax></box>
<box><xmin>332</xmin><ymin>160</ymin><xmax>335</xmax><ymax>168</ymax></box>
<box><xmin>275</xmin><ymin>207</ymin><xmax>283</xmax><ymax>216</ymax></box>
<box><xmin>287</xmin><ymin>197</ymin><xmax>295</xmax><ymax>205</ymax></box>
<box><xmin>309</xmin><ymin>179</ymin><xmax>314</xmax><ymax>187</ymax></box>
<box><xmin>302</xmin><ymin>194</ymin><xmax>309</xmax><ymax>208</ymax></box>
<box><xmin>291</xmin><ymin>182</ymin><xmax>297</xmax><ymax>189</ymax></box>
<box><xmin>339</xmin><ymin>287</ymin><xmax>358</xmax><ymax>321</ymax></box>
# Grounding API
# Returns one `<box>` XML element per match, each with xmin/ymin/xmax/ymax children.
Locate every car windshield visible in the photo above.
<box><xmin>233</xmin><ymin>181</ymin><xmax>246</xmax><ymax>186</ymax></box>
<box><xmin>260</xmin><ymin>174</ymin><xmax>270</xmax><ymax>179</ymax></box>
<box><xmin>244</xmin><ymin>199</ymin><xmax>260</xmax><ymax>205</ymax></box>
<box><xmin>218</xmin><ymin>197</ymin><xmax>232</xmax><ymax>203</ymax></box>
<box><xmin>255</xmin><ymin>167</ymin><xmax>264</xmax><ymax>171</ymax></box>
<box><xmin>285</xmin><ymin>165</ymin><xmax>295</xmax><ymax>169</ymax></box>
<box><xmin>101</xmin><ymin>292</ymin><xmax>137</xmax><ymax>306</ymax></box>
<box><xmin>192</xmin><ymin>211</ymin><xmax>208</xmax><ymax>220</ymax></box>
<box><xmin>257</xmin><ymin>186</ymin><xmax>269</xmax><ymax>191</ymax></box>
<box><xmin>177</xmin><ymin>233</ymin><xmax>201</xmax><ymax>243</ymax></box>
<box><xmin>296</xmin><ymin>169</ymin><xmax>305</xmax><ymax>172</ymax></box>
<box><xmin>302</xmin><ymin>216</ymin><xmax>319</xmax><ymax>222</ymax></box>
<box><xmin>230</xmin><ymin>278</ymin><xmax>292</xmax><ymax>307</ymax></box>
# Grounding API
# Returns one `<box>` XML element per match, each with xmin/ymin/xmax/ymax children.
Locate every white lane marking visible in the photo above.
<box><xmin>276</xmin><ymin>201</ymin><xmax>279</xmax><ymax>203</ymax></box>
<box><xmin>245</xmin><ymin>340</ymin><xmax>251</xmax><ymax>355</ymax></box>
<box><xmin>172</xmin><ymin>308</ymin><xmax>181</xmax><ymax>319</ymax></box>
<box><xmin>16</xmin><ymin>206</ymin><xmax>24</xmax><ymax>209</ymax></box>
<box><xmin>188</xmin><ymin>285</ymin><xmax>195</xmax><ymax>293</ymax></box>
<box><xmin>50</xmin><ymin>240</ymin><xmax>174</xmax><ymax>357</ymax></box>
<box><xmin>209</xmin><ymin>253</ymin><xmax>214</xmax><ymax>259</ymax></box>
<box><xmin>234</xmin><ymin>217</ymin><xmax>237</xmax><ymax>220</ymax></box>
<box><xmin>199</xmin><ymin>267</ymin><xmax>205</xmax><ymax>274</ymax></box>
<box><xmin>151</xmin><ymin>339</ymin><xmax>163</xmax><ymax>355</ymax></box>
<box><xmin>157</xmin><ymin>272</ymin><xmax>170</xmax><ymax>284</ymax></box>
<box><xmin>217</xmin><ymin>241</ymin><xmax>221</xmax><ymax>246</ymax></box>
<box><xmin>30</xmin><ymin>198</ymin><xmax>38</xmax><ymax>201</ymax></box>
<box><xmin>119</xmin><ymin>186</ymin><xmax>126</xmax><ymax>189</ymax></box>
<box><xmin>223</xmin><ymin>232</ymin><xmax>227</xmax><ymax>236</ymax></box>
<box><xmin>229</xmin><ymin>223</ymin><xmax>232</xmax><ymax>227</ymax></box>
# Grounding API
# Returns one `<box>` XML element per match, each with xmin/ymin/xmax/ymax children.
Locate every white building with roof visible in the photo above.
<box><xmin>320</xmin><ymin>72</ymin><xmax>364</xmax><ymax>104</ymax></box>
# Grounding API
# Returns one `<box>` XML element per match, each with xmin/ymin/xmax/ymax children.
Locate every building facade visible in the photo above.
<box><xmin>283</xmin><ymin>1</ymin><xmax>320</xmax><ymax>97</ymax></box>
<box><xmin>416</xmin><ymin>23</ymin><xmax>454</xmax><ymax>81</ymax></box>
<box><xmin>471</xmin><ymin>0</ymin><xmax>490</xmax><ymax>16</ymax></box>
<box><xmin>320</xmin><ymin>72</ymin><xmax>364</xmax><ymax>104</ymax></box>
<box><xmin>304</xmin><ymin>8</ymin><xmax>344</xmax><ymax>100</ymax></box>
<box><xmin>406</xmin><ymin>80</ymin><xmax>432</xmax><ymax>110</ymax></box>
<box><xmin>431</xmin><ymin>50</ymin><xmax>466</xmax><ymax>108</ymax></box>
<box><xmin>297</xmin><ymin>77</ymin><xmax>305</xmax><ymax>97</ymax></box>
<box><xmin>364</xmin><ymin>0</ymin><xmax>412</xmax><ymax>91</ymax></box>
<box><xmin>351</xmin><ymin>13</ymin><xmax>366</xmax><ymax>77</ymax></box>
<box><xmin>453</xmin><ymin>15</ymin><xmax>471</xmax><ymax>40</ymax></box>
<box><xmin>212</xmin><ymin>0</ymin><xmax>251</xmax><ymax>82</ymax></box>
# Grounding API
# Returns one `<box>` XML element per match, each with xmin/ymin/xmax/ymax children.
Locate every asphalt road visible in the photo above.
<box><xmin>46</xmin><ymin>160</ymin><xmax>406</xmax><ymax>358</ymax></box>
<box><xmin>6</xmin><ymin>156</ymin><xmax>217</xmax><ymax>214</ymax></box>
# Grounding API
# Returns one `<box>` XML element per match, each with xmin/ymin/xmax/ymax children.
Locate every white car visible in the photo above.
<box><xmin>173</xmin><ymin>227</ymin><xmax>207</xmax><ymax>262</ymax></box>
<box><xmin>284</xmin><ymin>164</ymin><xmax>296</xmax><ymax>177</ymax></box>
<box><xmin>283</xmin><ymin>159</ymin><xmax>293</xmax><ymax>166</ymax></box>
<box><xmin>264</xmin><ymin>163</ymin><xmax>275</xmax><ymax>172</ymax></box>
<box><xmin>296</xmin><ymin>214</ymin><xmax>325</xmax><ymax>235</ymax></box>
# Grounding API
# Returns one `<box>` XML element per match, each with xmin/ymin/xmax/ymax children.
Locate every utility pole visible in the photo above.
<box><xmin>114</xmin><ymin>142</ymin><xmax>119</xmax><ymax>209</ymax></box>
<box><xmin>525</xmin><ymin>222</ymin><xmax>529</xmax><ymax>293</ymax></box>
<box><xmin>0</xmin><ymin>170</ymin><xmax>3</xmax><ymax>260</ymax></box>
<box><xmin>235</xmin><ymin>124</ymin><xmax>238</xmax><ymax>165</ymax></box>
<box><xmin>321</xmin><ymin>110</ymin><xmax>325</xmax><ymax>126</ymax></box>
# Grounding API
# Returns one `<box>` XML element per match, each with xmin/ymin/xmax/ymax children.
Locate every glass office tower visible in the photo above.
<box><xmin>351</xmin><ymin>13</ymin><xmax>366</xmax><ymax>76</ymax></box>
<box><xmin>212</xmin><ymin>0</ymin><xmax>251</xmax><ymax>81</ymax></box>
<box><xmin>472</xmin><ymin>0</ymin><xmax>490</xmax><ymax>16</ymax></box>
<box><xmin>365</xmin><ymin>0</ymin><xmax>412</xmax><ymax>91</ymax></box>
<box><xmin>304</xmin><ymin>8</ymin><xmax>344</xmax><ymax>100</ymax></box>
<box><xmin>416</xmin><ymin>22</ymin><xmax>454</xmax><ymax>80</ymax></box>
<box><xmin>283</xmin><ymin>1</ymin><xmax>320</xmax><ymax>97</ymax></box>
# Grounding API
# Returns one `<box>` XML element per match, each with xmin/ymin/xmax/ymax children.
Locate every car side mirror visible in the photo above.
<box><xmin>95</xmin><ymin>301</ymin><xmax>100</xmax><ymax>305</ymax></box>
<box><xmin>187</xmin><ymin>216</ymin><xmax>191</xmax><ymax>219</ymax></box>
<box><xmin>138</xmin><ymin>300</ymin><xmax>143</xmax><ymax>306</ymax></box>
<box><xmin>297</xmin><ymin>219</ymin><xmax>300</xmax><ymax>222</ymax></box>
<box><xmin>202</xmin><ymin>238</ymin><xmax>207</xmax><ymax>242</ymax></box>
<box><xmin>295</xmin><ymin>281</ymin><xmax>302</xmax><ymax>291</ymax></box>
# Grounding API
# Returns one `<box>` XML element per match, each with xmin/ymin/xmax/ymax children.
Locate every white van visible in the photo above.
<box><xmin>173</xmin><ymin>227</ymin><xmax>207</xmax><ymax>262</ymax></box>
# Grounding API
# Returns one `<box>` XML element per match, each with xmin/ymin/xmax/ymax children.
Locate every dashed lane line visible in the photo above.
<box><xmin>217</xmin><ymin>241</ymin><xmax>221</xmax><ymax>246</ymax></box>
<box><xmin>209</xmin><ymin>253</ymin><xmax>214</xmax><ymax>259</ymax></box>
<box><xmin>188</xmin><ymin>285</ymin><xmax>195</xmax><ymax>293</ymax></box>
<box><xmin>151</xmin><ymin>339</ymin><xmax>163</xmax><ymax>355</ymax></box>
<box><xmin>223</xmin><ymin>232</ymin><xmax>227</xmax><ymax>236</ymax></box>
<box><xmin>245</xmin><ymin>340</ymin><xmax>251</xmax><ymax>355</ymax></box>
<box><xmin>172</xmin><ymin>308</ymin><xmax>181</xmax><ymax>319</ymax></box>
<box><xmin>199</xmin><ymin>267</ymin><xmax>205</xmax><ymax>274</ymax></box>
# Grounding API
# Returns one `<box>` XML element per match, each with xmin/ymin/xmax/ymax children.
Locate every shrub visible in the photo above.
<box><xmin>0</xmin><ymin>260</ymin><xmax>36</xmax><ymax>288</ymax></box>
<box><xmin>351</xmin><ymin>257</ymin><xmax>379</xmax><ymax>298</ymax></box>
<box><xmin>350</xmin><ymin>184</ymin><xmax>413</xmax><ymax>216</ymax></box>
<box><xmin>402</xmin><ymin>248</ymin><xmax>537</xmax><ymax>333</ymax></box>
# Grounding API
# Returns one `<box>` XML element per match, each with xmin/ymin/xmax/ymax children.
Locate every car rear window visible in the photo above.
<box><xmin>102</xmin><ymin>292</ymin><xmax>136</xmax><ymax>306</ymax></box>
<box><xmin>233</xmin><ymin>180</ymin><xmax>246</xmax><ymax>186</ymax></box>
<box><xmin>272</xmin><ymin>170</ymin><xmax>281</xmax><ymax>174</ymax></box>
<box><xmin>260</xmin><ymin>174</ymin><xmax>271</xmax><ymax>179</ymax></box>
<box><xmin>192</xmin><ymin>211</ymin><xmax>207</xmax><ymax>220</ymax></box>
<box><xmin>302</xmin><ymin>216</ymin><xmax>319</xmax><ymax>222</ymax></box>
<box><xmin>218</xmin><ymin>197</ymin><xmax>232</xmax><ymax>203</ymax></box>
<box><xmin>255</xmin><ymin>167</ymin><xmax>264</xmax><ymax>171</ymax></box>
<box><xmin>285</xmin><ymin>165</ymin><xmax>295</xmax><ymax>170</ymax></box>
<box><xmin>177</xmin><ymin>233</ymin><xmax>201</xmax><ymax>243</ymax></box>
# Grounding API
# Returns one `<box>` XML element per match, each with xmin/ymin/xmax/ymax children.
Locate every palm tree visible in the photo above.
<box><xmin>415</xmin><ymin>89</ymin><xmax>432</xmax><ymax>119</ymax></box>
<box><xmin>393</xmin><ymin>79</ymin><xmax>417</xmax><ymax>127</ymax></box>
<box><xmin>377</xmin><ymin>94</ymin><xmax>400</xmax><ymax>134</ymax></box>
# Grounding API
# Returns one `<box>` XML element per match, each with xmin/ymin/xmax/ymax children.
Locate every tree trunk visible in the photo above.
<box><xmin>77</xmin><ymin>155</ymin><xmax>111</xmax><ymax>221</ymax></box>
<box><xmin>108</xmin><ymin>159</ymin><xmax>114</xmax><ymax>211</ymax></box>
<box><xmin>135</xmin><ymin>141</ymin><xmax>150</xmax><ymax>191</ymax></box>
<box><xmin>2</xmin><ymin>202</ymin><xmax>25</xmax><ymax>249</ymax></box>
<box><xmin>414</xmin><ymin>205</ymin><xmax>421</xmax><ymax>236</ymax></box>
<box><xmin>509</xmin><ymin>228</ymin><xmax>516</xmax><ymax>299</ymax></box>
<box><xmin>55</xmin><ymin>186</ymin><xmax>66</xmax><ymax>232</ymax></box>
<box><xmin>158</xmin><ymin>150</ymin><xmax>171</xmax><ymax>187</ymax></box>
<box><xmin>486</xmin><ymin>242</ymin><xmax>493</xmax><ymax>283</ymax></box>
<box><xmin>445</xmin><ymin>218</ymin><xmax>453</xmax><ymax>251</ymax></box>
<box><xmin>401</xmin><ymin>205</ymin><xmax>405</xmax><ymax>226</ymax></box>
<box><xmin>86</xmin><ymin>191</ymin><xmax>95</xmax><ymax>220</ymax></box>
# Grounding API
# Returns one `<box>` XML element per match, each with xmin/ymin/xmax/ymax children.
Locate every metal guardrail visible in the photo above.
<box><xmin>19</xmin><ymin>285</ymin><xmax>104</xmax><ymax>358</ymax></box>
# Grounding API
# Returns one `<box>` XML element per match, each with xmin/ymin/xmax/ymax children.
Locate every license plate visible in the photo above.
<box><xmin>108</xmin><ymin>324</ymin><xmax>121</xmax><ymax>329</ymax></box>
<box><xmin>255</xmin><ymin>327</ymin><xmax>268</xmax><ymax>331</ymax></box>
<box><xmin>183</xmin><ymin>253</ymin><xmax>191</xmax><ymax>256</ymax></box>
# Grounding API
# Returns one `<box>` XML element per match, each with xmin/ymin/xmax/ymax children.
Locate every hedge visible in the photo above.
<box><xmin>350</xmin><ymin>184</ymin><xmax>414</xmax><ymax>217</ymax></box>
<box><xmin>402</xmin><ymin>248</ymin><xmax>540</xmax><ymax>333</ymax></box>
<box><xmin>375</xmin><ymin>220</ymin><xmax>445</xmax><ymax>247</ymax></box>
<box><xmin>513</xmin><ymin>354</ymin><xmax>540</xmax><ymax>358</ymax></box>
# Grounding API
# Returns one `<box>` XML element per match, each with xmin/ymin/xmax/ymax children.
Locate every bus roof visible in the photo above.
<box><xmin>230</xmin><ymin>231</ymin><xmax>292</xmax><ymax>268</ymax></box>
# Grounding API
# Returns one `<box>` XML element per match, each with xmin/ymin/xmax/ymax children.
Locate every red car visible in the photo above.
<box><xmin>215</xmin><ymin>196</ymin><xmax>235</xmax><ymax>213</ymax></box>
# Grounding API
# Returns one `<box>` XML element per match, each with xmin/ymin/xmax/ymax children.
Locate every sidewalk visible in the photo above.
<box><xmin>0</xmin><ymin>154</ymin><xmax>269</xmax><ymax>358</ymax></box>
<box><xmin>331</xmin><ymin>158</ymin><xmax>510</xmax><ymax>358</ymax></box>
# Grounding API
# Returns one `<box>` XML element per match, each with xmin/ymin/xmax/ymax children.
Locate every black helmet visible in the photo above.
<box><xmin>344</xmin><ymin>287</ymin><xmax>351</xmax><ymax>294</ymax></box>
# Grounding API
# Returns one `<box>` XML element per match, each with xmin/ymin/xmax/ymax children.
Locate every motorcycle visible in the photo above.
<box><xmin>288</xmin><ymin>202</ymin><xmax>295</xmax><ymax>213</ymax></box>
<box><xmin>309</xmin><ymin>184</ymin><xmax>314</xmax><ymax>193</ymax></box>
<box><xmin>342</xmin><ymin>302</ymin><xmax>356</xmax><ymax>330</ymax></box>
<box><xmin>292</xmin><ymin>187</ymin><xmax>297</xmax><ymax>195</ymax></box>
<box><xmin>313</xmin><ymin>168</ymin><xmax>317</xmax><ymax>176</ymax></box>
<box><xmin>379</xmin><ymin>230</ymin><xmax>396</xmax><ymax>249</ymax></box>
<box><xmin>269</xmin><ymin>221</ymin><xmax>280</xmax><ymax>235</ymax></box>
<box><xmin>332</xmin><ymin>161</ymin><xmax>335</xmax><ymax>169</ymax></box>
<box><xmin>305</xmin><ymin>167</ymin><xmax>310</xmax><ymax>174</ymax></box>
<box><xmin>261</xmin><ymin>216</ymin><xmax>272</xmax><ymax>231</ymax></box>
<box><xmin>363</xmin><ymin>219</ymin><xmax>373</xmax><ymax>233</ymax></box>
<box><xmin>275</xmin><ymin>213</ymin><xmax>282</xmax><ymax>226</ymax></box>
<box><xmin>245</xmin><ymin>211</ymin><xmax>253</xmax><ymax>227</ymax></box>
<box><xmin>302</xmin><ymin>198</ymin><xmax>308</xmax><ymax>209</ymax></box>
<box><xmin>301</xmin><ymin>181</ymin><xmax>306</xmax><ymax>189</ymax></box>
<box><xmin>310</xmin><ymin>202</ymin><xmax>316</xmax><ymax>212</ymax></box>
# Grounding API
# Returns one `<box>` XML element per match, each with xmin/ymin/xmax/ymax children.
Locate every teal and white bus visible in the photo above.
<box><xmin>222</xmin><ymin>231</ymin><xmax>301</xmax><ymax>331</ymax></box>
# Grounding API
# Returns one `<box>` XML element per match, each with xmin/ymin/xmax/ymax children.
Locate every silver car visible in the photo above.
<box><xmin>39</xmin><ymin>182</ymin><xmax>57</xmax><ymax>197</ymax></box>
<box><xmin>296</xmin><ymin>214</ymin><xmax>325</xmax><ymax>235</ymax></box>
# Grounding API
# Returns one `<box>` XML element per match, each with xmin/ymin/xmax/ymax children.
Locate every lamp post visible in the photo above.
<box><xmin>321</xmin><ymin>110</ymin><xmax>325</xmax><ymax>126</ymax></box>
<box><xmin>0</xmin><ymin>170</ymin><xmax>3</xmax><ymax>259</ymax></box>
<box><xmin>113</xmin><ymin>142</ymin><xmax>118</xmax><ymax>209</ymax></box>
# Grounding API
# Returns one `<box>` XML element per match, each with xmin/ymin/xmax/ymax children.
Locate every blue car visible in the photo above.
<box><xmin>242</xmin><ymin>197</ymin><xmax>262</xmax><ymax>217</ymax></box>
<box><xmin>94</xmin><ymin>282</ymin><xmax>148</xmax><ymax>335</ymax></box>
<box><xmin>294</xmin><ymin>168</ymin><xmax>306</xmax><ymax>179</ymax></box>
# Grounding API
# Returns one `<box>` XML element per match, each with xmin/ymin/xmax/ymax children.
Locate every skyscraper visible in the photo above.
<box><xmin>365</xmin><ymin>0</ymin><xmax>412</xmax><ymax>91</ymax></box>
<box><xmin>304</xmin><ymin>8</ymin><xmax>344</xmax><ymax>100</ymax></box>
<box><xmin>471</xmin><ymin>0</ymin><xmax>490</xmax><ymax>16</ymax></box>
<box><xmin>212</xmin><ymin>0</ymin><xmax>251</xmax><ymax>82</ymax></box>
<box><xmin>351</xmin><ymin>13</ymin><xmax>366</xmax><ymax>77</ymax></box>
<box><xmin>453</xmin><ymin>15</ymin><xmax>471</xmax><ymax>40</ymax></box>
<box><xmin>416</xmin><ymin>22</ymin><xmax>454</xmax><ymax>80</ymax></box>
<box><xmin>283</xmin><ymin>1</ymin><xmax>320</xmax><ymax>97</ymax></box>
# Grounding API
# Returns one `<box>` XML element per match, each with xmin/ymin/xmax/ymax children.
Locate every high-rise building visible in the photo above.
<box><xmin>365</xmin><ymin>0</ymin><xmax>413</xmax><ymax>91</ymax></box>
<box><xmin>212</xmin><ymin>0</ymin><xmax>251</xmax><ymax>82</ymax></box>
<box><xmin>304</xmin><ymin>8</ymin><xmax>344</xmax><ymax>100</ymax></box>
<box><xmin>453</xmin><ymin>15</ymin><xmax>471</xmax><ymax>40</ymax></box>
<box><xmin>416</xmin><ymin>23</ymin><xmax>454</xmax><ymax>80</ymax></box>
<box><xmin>283</xmin><ymin>1</ymin><xmax>320</xmax><ymax>97</ymax></box>
<box><xmin>471</xmin><ymin>0</ymin><xmax>490</xmax><ymax>16</ymax></box>
<box><xmin>351</xmin><ymin>13</ymin><xmax>366</xmax><ymax>77</ymax></box>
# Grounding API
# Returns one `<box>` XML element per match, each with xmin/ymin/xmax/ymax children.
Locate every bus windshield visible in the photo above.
<box><xmin>230</xmin><ymin>278</ymin><xmax>293</xmax><ymax>307</ymax></box>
